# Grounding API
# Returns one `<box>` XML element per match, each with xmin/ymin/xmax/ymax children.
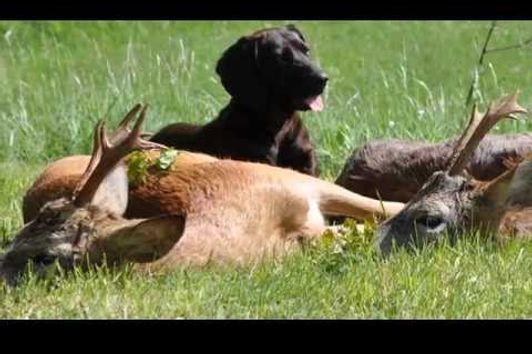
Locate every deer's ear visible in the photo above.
<box><xmin>477</xmin><ymin>168</ymin><xmax>517</xmax><ymax>206</ymax></box>
<box><xmin>478</xmin><ymin>158</ymin><xmax>532</xmax><ymax>207</ymax></box>
<box><xmin>504</xmin><ymin>157</ymin><xmax>532</xmax><ymax>207</ymax></box>
<box><xmin>100</xmin><ymin>215</ymin><xmax>186</xmax><ymax>263</ymax></box>
<box><xmin>90</xmin><ymin>162</ymin><xmax>129</xmax><ymax>215</ymax></box>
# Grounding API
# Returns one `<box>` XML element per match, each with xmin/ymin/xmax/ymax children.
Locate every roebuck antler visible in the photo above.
<box><xmin>376</xmin><ymin>92</ymin><xmax>530</xmax><ymax>255</ymax></box>
<box><xmin>447</xmin><ymin>93</ymin><xmax>527</xmax><ymax>175</ymax></box>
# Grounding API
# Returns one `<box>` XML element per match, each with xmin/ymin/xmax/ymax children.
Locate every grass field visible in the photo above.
<box><xmin>0</xmin><ymin>21</ymin><xmax>531</xmax><ymax>318</ymax></box>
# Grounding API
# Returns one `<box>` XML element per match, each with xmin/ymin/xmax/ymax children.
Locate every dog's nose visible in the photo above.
<box><xmin>314</xmin><ymin>72</ymin><xmax>328</xmax><ymax>89</ymax></box>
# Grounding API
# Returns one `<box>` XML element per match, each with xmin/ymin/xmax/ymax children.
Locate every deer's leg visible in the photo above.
<box><xmin>279</xmin><ymin>191</ymin><xmax>328</xmax><ymax>242</ymax></box>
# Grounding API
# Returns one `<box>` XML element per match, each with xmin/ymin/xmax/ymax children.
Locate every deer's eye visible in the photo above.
<box><xmin>415</xmin><ymin>215</ymin><xmax>445</xmax><ymax>230</ymax></box>
<box><xmin>33</xmin><ymin>254</ymin><xmax>56</xmax><ymax>266</ymax></box>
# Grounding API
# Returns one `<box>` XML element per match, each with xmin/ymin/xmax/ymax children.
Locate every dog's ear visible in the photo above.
<box><xmin>286</xmin><ymin>24</ymin><xmax>307</xmax><ymax>43</ymax></box>
<box><xmin>216</xmin><ymin>36</ymin><xmax>269</xmax><ymax>112</ymax></box>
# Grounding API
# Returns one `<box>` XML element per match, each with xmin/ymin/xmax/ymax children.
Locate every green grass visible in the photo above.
<box><xmin>0</xmin><ymin>21</ymin><xmax>531</xmax><ymax>318</ymax></box>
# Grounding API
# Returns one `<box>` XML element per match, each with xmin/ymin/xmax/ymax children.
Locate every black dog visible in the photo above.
<box><xmin>150</xmin><ymin>25</ymin><xmax>328</xmax><ymax>176</ymax></box>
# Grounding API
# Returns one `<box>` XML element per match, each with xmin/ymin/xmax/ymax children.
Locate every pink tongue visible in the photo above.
<box><xmin>305</xmin><ymin>95</ymin><xmax>324</xmax><ymax>112</ymax></box>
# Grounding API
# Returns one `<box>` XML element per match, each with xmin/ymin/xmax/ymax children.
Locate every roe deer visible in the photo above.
<box><xmin>2</xmin><ymin>104</ymin><xmax>404</xmax><ymax>285</ymax></box>
<box><xmin>376</xmin><ymin>93</ymin><xmax>532</xmax><ymax>255</ymax></box>
<box><xmin>21</xmin><ymin>104</ymin><xmax>218</xmax><ymax>223</ymax></box>
<box><xmin>335</xmin><ymin>134</ymin><xmax>532</xmax><ymax>203</ymax></box>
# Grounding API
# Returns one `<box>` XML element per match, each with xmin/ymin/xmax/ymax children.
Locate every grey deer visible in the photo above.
<box><xmin>336</xmin><ymin>133</ymin><xmax>532</xmax><ymax>203</ymax></box>
<box><xmin>377</xmin><ymin>93</ymin><xmax>532</xmax><ymax>255</ymax></box>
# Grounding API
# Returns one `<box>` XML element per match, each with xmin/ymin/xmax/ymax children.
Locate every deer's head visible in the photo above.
<box><xmin>0</xmin><ymin>105</ymin><xmax>185</xmax><ymax>286</ymax></box>
<box><xmin>377</xmin><ymin>94</ymin><xmax>530</xmax><ymax>255</ymax></box>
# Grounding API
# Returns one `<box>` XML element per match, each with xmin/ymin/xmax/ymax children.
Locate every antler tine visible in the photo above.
<box><xmin>99</xmin><ymin>120</ymin><xmax>113</xmax><ymax>151</ymax></box>
<box><xmin>109</xmin><ymin>103</ymin><xmax>167</xmax><ymax>150</ymax></box>
<box><xmin>72</xmin><ymin>104</ymin><xmax>164</xmax><ymax>207</ymax></box>
<box><xmin>446</xmin><ymin>104</ymin><xmax>484</xmax><ymax>176</ymax></box>
<box><xmin>108</xmin><ymin>103</ymin><xmax>143</xmax><ymax>145</ymax></box>
<box><xmin>447</xmin><ymin>92</ymin><xmax>528</xmax><ymax>176</ymax></box>
<box><xmin>127</xmin><ymin>104</ymin><xmax>167</xmax><ymax>150</ymax></box>
<box><xmin>111</xmin><ymin>105</ymin><xmax>167</xmax><ymax>152</ymax></box>
<box><xmin>129</xmin><ymin>104</ymin><xmax>149</xmax><ymax>145</ymax></box>
<box><xmin>72</xmin><ymin>120</ymin><xmax>105</xmax><ymax>200</ymax></box>
<box><xmin>117</xmin><ymin>103</ymin><xmax>143</xmax><ymax>130</ymax></box>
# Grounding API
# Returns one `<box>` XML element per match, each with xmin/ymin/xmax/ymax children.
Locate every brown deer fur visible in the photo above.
<box><xmin>22</xmin><ymin>151</ymin><xmax>218</xmax><ymax>223</ymax></box>
<box><xmin>336</xmin><ymin>133</ymin><xmax>532</xmax><ymax>203</ymax></box>
<box><xmin>24</xmin><ymin>150</ymin><xmax>404</xmax><ymax>225</ymax></box>
<box><xmin>3</xmin><ymin>104</ymin><xmax>405</xmax><ymax>284</ymax></box>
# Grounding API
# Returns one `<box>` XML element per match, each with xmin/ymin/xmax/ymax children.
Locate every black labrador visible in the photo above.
<box><xmin>150</xmin><ymin>25</ymin><xmax>328</xmax><ymax>176</ymax></box>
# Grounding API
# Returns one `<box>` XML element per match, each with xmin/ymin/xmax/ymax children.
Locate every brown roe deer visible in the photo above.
<box><xmin>1</xmin><ymin>105</ymin><xmax>404</xmax><ymax>285</ymax></box>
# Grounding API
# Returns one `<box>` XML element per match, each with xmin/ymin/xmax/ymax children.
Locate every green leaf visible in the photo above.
<box><xmin>156</xmin><ymin>148</ymin><xmax>179</xmax><ymax>171</ymax></box>
<box><xmin>127</xmin><ymin>151</ymin><xmax>152</xmax><ymax>187</ymax></box>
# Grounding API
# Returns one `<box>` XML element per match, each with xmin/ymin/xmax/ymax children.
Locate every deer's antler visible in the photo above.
<box><xmin>72</xmin><ymin>104</ymin><xmax>164</xmax><ymax>207</ymax></box>
<box><xmin>447</xmin><ymin>93</ymin><xmax>527</xmax><ymax>176</ymax></box>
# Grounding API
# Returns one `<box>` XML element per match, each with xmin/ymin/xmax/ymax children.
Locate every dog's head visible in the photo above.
<box><xmin>216</xmin><ymin>24</ymin><xmax>328</xmax><ymax>113</ymax></box>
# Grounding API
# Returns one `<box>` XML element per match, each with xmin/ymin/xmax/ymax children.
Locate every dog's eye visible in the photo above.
<box><xmin>281</xmin><ymin>47</ymin><xmax>294</xmax><ymax>63</ymax></box>
<box><xmin>290</xmin><ymin>40</ymin><xmax>310</xmax><ymax>55</ymax></box>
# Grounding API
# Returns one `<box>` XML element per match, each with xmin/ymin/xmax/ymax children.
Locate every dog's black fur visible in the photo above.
<box><xmin>151</xmin><ymin>25</ymin><xmax>328</xmax><ymax>176</ymax></box>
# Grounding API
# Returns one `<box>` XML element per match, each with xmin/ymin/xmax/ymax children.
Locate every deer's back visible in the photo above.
<box><xmin>336</xmin><ymin>133</ymin><xmax>532</xmax><ymax>203</ymax></box>
<box><xmin>22</xmin><ymin>151</ymin><xmax>218</xmax><ymax>223</ymax></box>
<box><xmin>23</xmin><ymin>149</ymin><xmax>309</xmax><ymax>221</ymax></box>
